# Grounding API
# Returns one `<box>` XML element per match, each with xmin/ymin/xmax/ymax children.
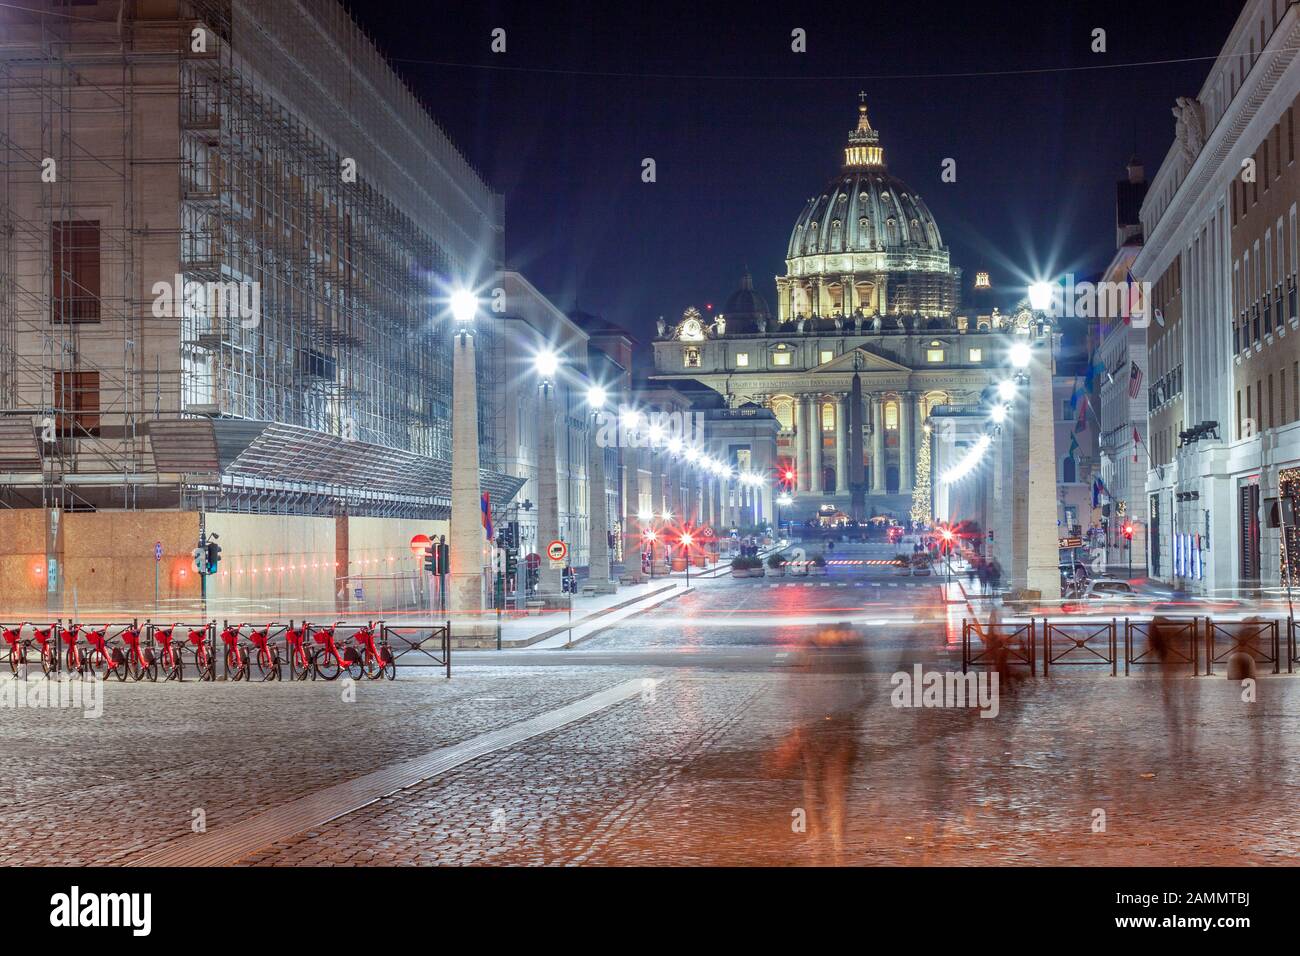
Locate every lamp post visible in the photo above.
<box><xmin>447</xmin><ymin>288</ymin><xmax>490</xmax><ymax>639</ymax></box>
<box><xmin>534</xmin><ymin>349</ymin><xmax>564</xmax><ymax>600</ymax></box>
<box><xmin>680</xmin><ymin>531</ymin><xmax>693</xmax><ymax>585</ymax></box>
<box><xmin>586</xmin><ymin>385</ymin><xmax>615</xmax><ymax>593</ymax></box>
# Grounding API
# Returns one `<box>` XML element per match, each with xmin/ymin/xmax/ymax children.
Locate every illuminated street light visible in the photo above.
<box><xmin>534</xmin><ymin>349</ymin><xmax>559</xmax><ymax>380</ymax></box>
<box><xmin>1027</xmin><ymin>281</ymin><xmax>1055</xmax><ymax>312</ymax></box>
<box><xmin>637</xmin><ymin>509</ymin><xmax>653</xmax><ymax>523</ymax></box>
<box><xmin>997</xmin><ymin>380</ymin><xmax>1018</xmax><ymax>401</ymax></box>
<box><xmin>1009</xmin><ymin>341</ymin><xmax>1032</xmax><ymax>369</ymax></box>
<box><xmin>586</xmin><ymin>385</ymin><xmax>607</xmax><ymax>408</ymax></box>
<box><xmin>450</xmin><ymin>288</ymin><xmax>478</xmax><ymax>326</ymax></box>
<box><xmin>990</xmin><ymin>404</ymin><xmax>1008</xmax><ymax>424</ymax></box>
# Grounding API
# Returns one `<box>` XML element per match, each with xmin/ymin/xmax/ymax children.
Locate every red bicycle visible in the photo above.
<box><xmin>2</xmin><ymin>623</ymin><xmax>27</xmax><ymax>675</ymax></box>
<box><xmin>82</xmin><ymin>624</ymin><xmax>129</xmax><ymax>681</ymax></box>
<box><xmin>285</xmin><ymin>623</ymin><xmax>311</xmax><ymax>681</ymax></box>
<box><xmin>120</xmin><ymin>624</ymin><xmax>157</xmax><ymax>682</ymax></box>
<box><xmin>31</xmin><ymin>625</ymin><xmax>57</xmax><ymax>676</ymax></box>
<box><xmin>152</xmin><ymin>625</ymin><xmax>184</xmax><ymax>681</ymax></box>
<box><xmin>352</xmin><ymin>622</ymin><xmax>395</xmax><ymax>680</ymax></box>
<box><xmin>187</xmin><ymin>625</ymin><xmax>214</xmax><ymax>681</ymax></box>
<box><xmin>246</xmin><ymin>624</ymin><xmax>281</xmax><ymax>681</ymax></box>
<box><xmin>308</xmin><ymin>622</ymin><xmax>363</xmax><ymax>681</ymax></box>
<box><xmin>62</xmin><ymin>625</ymin><xmax>92</xmax><ymax>677</ymax></box>
<box><xmin>220</xmin><ymin>623</ymin><xmax>250</xmax><ymax>681</ymax></box>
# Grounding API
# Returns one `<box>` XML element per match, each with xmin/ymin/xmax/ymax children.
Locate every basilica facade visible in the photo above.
<box><xmin>651</xmin><ymin>100</ymin><xmax>1013</xmax><ymax>522</ymax></box>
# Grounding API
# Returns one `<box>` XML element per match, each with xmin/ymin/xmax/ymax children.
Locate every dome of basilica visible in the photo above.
<box><xmin>786</xmin><ymin>102</ymin><xmax>947</xmax><ymax>266</ymax></box>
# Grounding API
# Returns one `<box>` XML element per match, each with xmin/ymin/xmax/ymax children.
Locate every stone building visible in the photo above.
<box><xmin>651</xmin><ymin>100</ymin><xmax>1009</xmax><ymax>523</ymax></box>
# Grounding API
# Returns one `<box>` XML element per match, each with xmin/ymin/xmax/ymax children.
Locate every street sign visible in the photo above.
<box><xmin>154</xmin><ymin>541</ymin><xmax>163</xmax><ymax>562</ymax></box>
<box><xmin>547</xmin><ymin>540</ymin><xmax>567</xmax><ymax>562</ymax></box>
<box><xmin>409</xmin><ymin>533</ymin><xmax>432</xmax><ymax>557</ymax></box>
<box><xmin>700</xmin><ymin>526</ymin><xmax>714</xmax><ymax>539</ymax></box>
<box><xmin>525</xmin><ymin>552</ymin><xmax>541</xmax><ymax>570</ymax></box>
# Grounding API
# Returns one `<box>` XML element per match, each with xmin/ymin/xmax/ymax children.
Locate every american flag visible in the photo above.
<box><xmin>1128</xmin><ymin>361</ymin><xmax>1144</xmax><ymax>399</ymax></box>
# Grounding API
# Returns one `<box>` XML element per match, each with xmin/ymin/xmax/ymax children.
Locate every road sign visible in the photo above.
<box><xmin>409</xmin><ymin>533</ymin><xmax>432</xmax><ymax>557</ymax></box>
<box><xmin>700</xmin><ymin>526</ymin><xmax>714</xmax><ymax>539</ymax></box>
<box><xmin>525</xmin><ymin>552</ymin><xmax>541</xmax><ymax>570</ymax></box>
<box><xmin>154</xmin><ymin>541</ymin><xmax>163</xmax><ymax>562</ymax></box>
<box><xmin>547</xmin><ymin>540</ymin><xmax>567</xmax><ymax>562</ymax></box>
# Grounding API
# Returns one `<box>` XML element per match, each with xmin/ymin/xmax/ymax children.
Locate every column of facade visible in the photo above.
<box><xmin>795</xmin><ymin>395</ymin><xmax>810</xmax><ymax>492</ymax></box>
<box><xmin>899</xmin><ymin>390</ymin><xmax>914</xmax><ymax>494</ymax></box>
<box><xmin>871</xmin><ymin>394</ymin><xmax>886</xmax><ymax>493</ymax></box>
<box><xmin>809</xmin><ymin>397</ymin><xmax>824</xmax><ymax>494</ymax></box>
<box><xmin>835</xmin><ymin>392</ymin><xmax>849</xmax><ymax>494</ymax></box>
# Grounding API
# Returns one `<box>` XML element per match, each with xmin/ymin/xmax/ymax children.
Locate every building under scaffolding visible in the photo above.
<box><xmin>0</xmin><ymin>0</ymin><xmax>521</xmax><ymax>614</ymax></box>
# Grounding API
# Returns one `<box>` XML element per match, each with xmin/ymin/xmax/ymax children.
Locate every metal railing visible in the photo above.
<box><xmin>1205</xmin><ymin>617</ymin><xmax>1279</xmax><ymax>675</ymax></box>
<box><xmin>962</xmin><ymin>618</ymin><xmax>1036</xmax><ymax>674</ymax></box>
<box><xmin>380</xmin><ymin>621</ymin><xmax>451</xmax><ymax>678</ymax></box>
<box><xmin>1125</xmin><ymin>617</ymin><xmax>1199</xmax><ymax>676</ymax></box>
<box><xmin>1044</xmin><ymin>620</ymin><xmax>1116</xmax><ymax>675</ymax></box>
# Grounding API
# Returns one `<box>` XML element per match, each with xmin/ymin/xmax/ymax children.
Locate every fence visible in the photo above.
<box><xmin>1205</xmin><ymin>617</ymin><xmax>1279</xmax><ymax>675</ymax></box>
<box><xmin>962</xmin><ymin>618</ymin><xmax>1036</xmax><ymax>674</ymax></box>
<box><xmin>380</xmin><ymin>621</ymin><xmax>451</xmax><ymax>678</ymax></box>
<box><xmin>1044</xmin><ymin>620</ymin><xmax>1116</xmax><ymax>675</ymax></box>
<box><xmin>961</xmin><ymin>614</ymin><xmax>1295</xmax><ymax>678</ymax></box>
<box><xmin>1124</xmin><ymin>618</ymin><xmax>1199</xmax><ymax>676</ymax></box>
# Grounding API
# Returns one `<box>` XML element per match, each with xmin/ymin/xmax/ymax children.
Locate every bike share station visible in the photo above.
<box><xmin>0</xmin><ymin>525</ymin><xmax>453</xmax><ymax>684</ymax></box>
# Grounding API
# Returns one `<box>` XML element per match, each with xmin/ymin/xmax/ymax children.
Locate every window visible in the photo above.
<box><xmin>884</xmin><ymin>400</ymin><xmax>898</xmax><ymax>430</ymax></box>
<box><xmin>967</xmin><ymin>348</ymin><xmax>982</xmax><ymax>362</ymax></box>
<box><xmin>926</xmin><ymin>348</ymin><xmax>944</xmax><ymax>362</ymax></box>
<box><xmin>772</xmin><ymin>351</ymin><xmax>792</xmax><ymax>367</ymax></box>
<box><xmin>735</xmin><ymin>352</ymin><xmax>749</xmax><ymax>367</ymax></box>
<box><xmin>819</xmin><ymin>350</ymin><xmax>834</xmax><ymax>365</ymax></box>
<box><xmin>772</xmin><ymin>398</ymin><xmax>794</xmax><ymax>431</ymax></box>
<box><xmin>821</xmin><ymin>402</ymin><xmax>835</xmax><ymax>432</ymax></box>
<box><xmin>54</xmin><ymin>370</ymin><xmax>100</xmax><ymax>435</ymax></box>
<box><xmin>52</xmin><ymin>220</ymin><xmax>101</xmax><ymax>323</ymax></box>
<box><xmin>683</xmin><ymin>347</ymin><xmax>701</xmax><ymax>369</ymax></box>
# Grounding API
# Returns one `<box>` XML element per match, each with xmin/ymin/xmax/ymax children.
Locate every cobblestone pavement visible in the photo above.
<box><xmin>4</xmin><ymin>549</ymin><xmax>1298</xmax><ymax>866</ymax></box>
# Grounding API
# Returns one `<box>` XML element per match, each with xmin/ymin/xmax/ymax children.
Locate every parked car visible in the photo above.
<box><xmin>1062</xmin><ymin>578</ymin><xmax>1139</xmax><ymax>612</ymax></box>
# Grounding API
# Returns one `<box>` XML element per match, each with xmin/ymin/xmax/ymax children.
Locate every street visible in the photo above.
<box><xmin>3</xmin><ymin>543</ymin><xmax>1295</xmax><ymax>867</ymax></box>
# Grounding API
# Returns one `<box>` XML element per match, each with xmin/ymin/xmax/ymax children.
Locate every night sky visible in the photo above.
<box><xmin>350</xmin><ymin>0</ymin><xmax>1242</xmax><ymax>345</ymax></box>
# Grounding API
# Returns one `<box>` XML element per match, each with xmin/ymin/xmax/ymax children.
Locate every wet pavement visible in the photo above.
<box><xmin>1</xmin><ymin>542</ymin><xmax>1296</xmax><ymax>866</ymax></box>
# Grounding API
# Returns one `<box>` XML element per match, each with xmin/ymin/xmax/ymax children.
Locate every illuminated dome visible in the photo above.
<box><xmin>787</xmin><ymin>102</ymin><xmax>947</xmax><ymax>262</ymax></box>
<box><xmin>775</xmin><ymin>98</ymin><xmax>960</xmax><ymax>322</ymax></box>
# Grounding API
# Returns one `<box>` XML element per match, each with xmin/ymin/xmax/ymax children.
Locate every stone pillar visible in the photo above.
<box><xmin>795</xmin><ymin>395</ymin><xmax>810</xmax><ymax>492</ymax></box>
<box><xmin>835</xmin><ymin>393</ymin><xmax>849</xmax><ymax>494</ymax></box>
<box><xmin>899</xmin><ymin>391</ymin><xmax>914</xmax><ymax>495</ymax></box>
<box><xmin>1021</xmin><ymin>349</ymin><xmax>1061</xmax><ymax>599</ymax></box>
<box><xmin>449</xmin><ymin>330</ymin><xmax>488</xmax><ymax>633</ymax></box>
<box><xmin>871</xmin><ymin>395</ymin><xmax>886</xmax><ymax>493</ymax></box>
<box><xmin>587</xmin><ymin>420</ymin><xmax>614</xmax><ymax>592</ymax></box>
<box><xmin>535</xmin><ymin>380</ymin><xmax>563</xmax><ymax>598</ymax></box>
<box><xmin>810</xmin><ymin>398</ymin><xmax>824</xmax><ymax>494</ymax></box>
<box><xmin>622</xmin><ymin>445</ymin><xmax>642</xmax><ymax>582</ymax></box>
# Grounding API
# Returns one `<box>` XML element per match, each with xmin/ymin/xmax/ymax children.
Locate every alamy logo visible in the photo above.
<box><xmin>890</xmin><ymin>665</ymin><xmax>999</xmax><ymax>718</ymax></box>
<box><xmin>151</xmin><ymin>274</ymin><xmax>260</xmax><ymax>328</ymax></box>
<box><xmin>1039</xmin><ymin>273</ymin><xmax>1152</xmax><ymax>326</ymax></box>
<box><xmin>49</xmin><ymin>886</ymin><xmax>151</xmax><ymax>936</ymax></box>
<box><xmin>593</xmin><ymin>405</ymin><xmax>704</xmax><ymax>449</ymax></box>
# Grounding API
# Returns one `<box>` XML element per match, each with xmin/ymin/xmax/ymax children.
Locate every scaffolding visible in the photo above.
<box><xmin>0</xmin><ymin>0</ymin><xmax>506</xmax><ymax>519</ymax></box>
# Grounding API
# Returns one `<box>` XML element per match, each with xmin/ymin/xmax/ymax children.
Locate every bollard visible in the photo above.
<box><xmin>1226</xmin><ymin>651</ymin><xmax>1256</xmax><ymax>681</ymax></box>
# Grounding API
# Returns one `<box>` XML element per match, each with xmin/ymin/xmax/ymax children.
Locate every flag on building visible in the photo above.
<box><xmin>1128</xmin><ymin>361</ymin><xmax>1144</xmax><ymax>399</ymax></box>
<box><xmin>1075</xmin><ymin>391</ymin><xmax>1089</xmax><ymax>433</ymax></box>
<box><xmin>481</xmin><ymin>491</ymin><xmax>493</xmax><ymax>541</ymax></box>
<box><xmin>1068</xmin><ymin>432</ymin><xmax>1080</xmax><ymax>460</ymax></box>
<box><xmin>1084</xmin><ymin>358</ymin><xmax>1107</xmax><ymax>392</ymax></box>
<box><xmin>1132</xmin><ymin>426</ymin><xmax>1141</xmax><ymax>463</ymax></box>
<box><xmin>1125</xmin><ymin>268</ymin><xmax>1145</xmax><ymax>323</ymax></box>
<box><xmin>1091</xmin><ymin>476</ymin><xmax>1104</xmax><ymax>508</ymax></box>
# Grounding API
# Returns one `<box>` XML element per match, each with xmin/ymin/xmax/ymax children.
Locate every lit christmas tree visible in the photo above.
<box><xmin>910</xmin><ymin>426</ymin><xmax>931</xmax><ymax>528</ymax></box>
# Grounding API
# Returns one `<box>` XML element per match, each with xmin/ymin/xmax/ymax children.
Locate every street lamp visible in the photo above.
<box><xmin>1008</xmin><ymin>340</ymin><xmax>1032</xmax><ymax>369</ymax></box>
<box><xmin>777</xmin><ymin>492</ymin><xmax>793</xmax><ymax>539</ymax></box>
<box><xmin>680</xmin><ymin>531</ymin><xmax>693</xmax><ymax>585</ymax></box>
<box><xmin>533</xmin><ymin>348</ymin><xmax>563</xmax><ymax>597</ymax></box>
<box><xmin>1027</xmin><ymin>281</ymin><xmax>1055</xmax><ymax>312</ymax></box>
<box><xmin>997</xmin><ymin>379</ymin><xmax>1018</xmax><ymax>402</ymax></box>
<box><xmin>585</xmin><ymin>383</ymin><xmax>612</xmax><ymax>593</ymax></box>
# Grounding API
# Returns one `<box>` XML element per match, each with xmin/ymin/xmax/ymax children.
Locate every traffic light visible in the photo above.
<box><xmin>205</xmin><ymin>535</ymin><xmax>222</xmax><ymax>574</ymax></box>
<box><xmin>192</xmin><ymin>544</ymin><xmax>205</xmax><ymax>574</ymax></box>
<box><xmin>1122</xmin><ymin>523</ymin><xmax>1134</xmax><ymax>541</ymax></box>
<box><xmin>423</xmin><ymin>547</ymin><xmax>436</xmax><ymax>574</ymax></box>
